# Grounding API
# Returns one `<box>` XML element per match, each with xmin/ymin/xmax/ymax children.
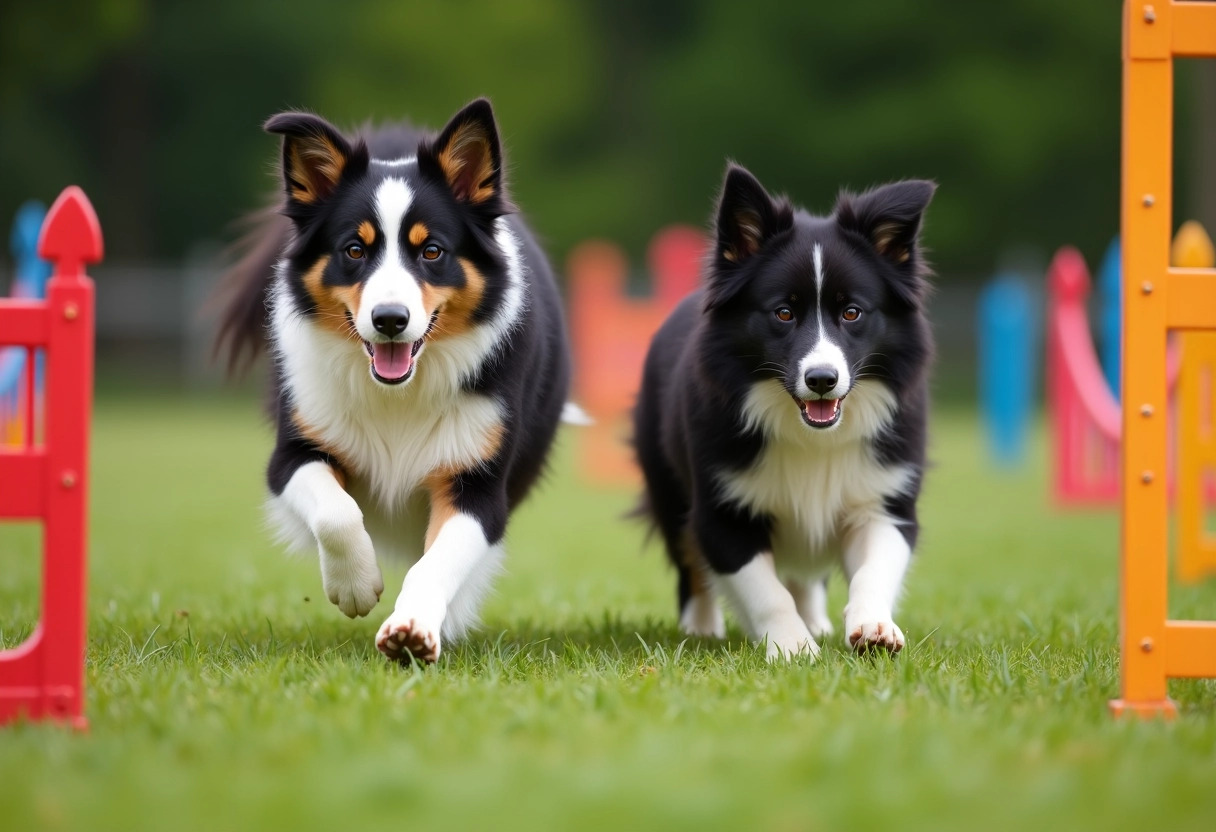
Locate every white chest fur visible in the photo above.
<box><xmin>716</xmin><ymin>379</ymin><xmax>912</xmax><ymax>572</ymax></box>
<box><xmin>270</xmin><ymin>279</ymin><xmax>505</xmax><ymax>512</ymax></box>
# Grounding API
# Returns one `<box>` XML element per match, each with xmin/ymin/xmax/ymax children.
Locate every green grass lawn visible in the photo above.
<box><xmin>2</xmin><ymin>394</ymin><xmax>1215</xmax><ymax>831</ymax></box>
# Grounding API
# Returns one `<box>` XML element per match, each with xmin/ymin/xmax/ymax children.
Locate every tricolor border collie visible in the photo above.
<box><xmin>634</xmin><ymin>164</ymin><xmax>935</xmax><ymax>660</ymax></box>
<box><xmin>217</xmin><ymin>99</ymin><xmax>570</xmax><ymax>663</ymax></box>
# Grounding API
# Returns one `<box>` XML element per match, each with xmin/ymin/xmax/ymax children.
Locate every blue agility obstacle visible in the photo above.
<box><xmin>978</xmin><ymin>273</ymin><xmax>1038</xmax><ymax>465</ymax></box>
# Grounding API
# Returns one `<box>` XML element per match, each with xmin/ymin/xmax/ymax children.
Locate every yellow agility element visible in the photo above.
<box><xmin>1112</xmin><ymin>1</ymin><xmax>1216</xmax><ymax>718</ymax></box>
<box><xmin>1175</xmin><ymin>221</ymin><xmax>1216</xmax><ymax>582</ymax></box>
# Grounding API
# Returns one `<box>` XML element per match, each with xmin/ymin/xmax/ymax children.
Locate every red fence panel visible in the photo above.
<box><xmin>0</xmin><ymin>186</ymin><xmax>102</xmax><ymax>729</ymax></box>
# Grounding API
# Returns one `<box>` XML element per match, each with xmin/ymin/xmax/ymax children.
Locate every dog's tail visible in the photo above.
<box><xmin>560</xmin><ymin>402</ymin><xmax>594</xmax><ymax>426</ymax></box>
<box><xmin>211</xmin><ymin>206</ymin><xmax>291</xmax><ymax>376</ymax></box>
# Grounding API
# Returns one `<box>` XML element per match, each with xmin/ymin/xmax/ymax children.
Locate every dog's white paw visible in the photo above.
<box><xmin>846</xmin><ymin>617</ymin><xmax>905</xmax><ymax>654</ymax></box>
<box><xmin>376</xmin><ymin>612</ymin><xmax>442</xmax><ymax>664</ymax></box>
<box><xmin>316</xmin><ymin>521</ymin><xmax>383</xmax><ymax>618</ymax></box>
<box><xmin>761</xmin><ymin>617</ymin><xmax>821</xmax><ymax>663</ymax></box>
<box><xmin>679</xmin><ymin>594</ymin><xmax>726</xmax><ymax>639</ymax></box>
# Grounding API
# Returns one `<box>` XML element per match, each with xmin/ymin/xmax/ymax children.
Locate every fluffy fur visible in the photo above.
<box><xmin>216</xmin><ymin>99</ymin><xmax>570</xmax><ymax>663</ymax></box>
<box><xmin>633</xmin><ymin>163</ymin><xmax>936</xmax><ymax>660</ymax></box>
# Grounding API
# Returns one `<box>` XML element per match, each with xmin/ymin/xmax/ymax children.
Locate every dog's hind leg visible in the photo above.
<box><xmin>676</xmin><ymin>530</ymin><xmax>725</xmax><ymax>639</ymax></box>
<box><xmin>785</xmin><ymin>576</ymin><xmax>834</xmax><ymax>641</ymax></box>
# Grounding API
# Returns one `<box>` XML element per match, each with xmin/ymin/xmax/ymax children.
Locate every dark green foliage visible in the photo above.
<box><xmin>0</xmin><ymin>1</ymin><xmax>1146</xmax><ymax>279</ymax></box>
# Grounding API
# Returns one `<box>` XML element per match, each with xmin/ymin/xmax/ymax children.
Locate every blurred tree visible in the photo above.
<box><xmin>0</xmin><ymin>0</ymin><xmax>1160</xmax><ymax>281</ymax></box>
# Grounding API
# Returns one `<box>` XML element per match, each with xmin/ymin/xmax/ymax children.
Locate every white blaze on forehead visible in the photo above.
<box><xmin>357</xmin><ymin>177</ymin><xmax>427</xmax><ymax>343</ymax></box>
<box><xmin>370</xmin><ymin>156</ymin><xmax>417</xmax><ymax>168</ymax></box>
<box><xmin>813</xmin><ymin>243</ymin><xmax>825</xmax><ymax>305</ymax></box>
<box><xmin>797</xmin><ymin>242</ymin><xmax>850</xmax><ymax>399</ymax></box>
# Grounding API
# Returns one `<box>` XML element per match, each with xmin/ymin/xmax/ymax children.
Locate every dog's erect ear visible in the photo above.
<box><xmin>835</xmin><ymin>180</ymin><xmax>935</xmax><ymax>306</ymax></box>
<box><xmin>428</xmin><ymin>98</ymin><xmax>504</xmax><ymax>207</ymax></box>
<box><xmin>265</xmin><ymin>113</ymin><xmax>367</xmax><ymax>207</ymax></box>
<box><xmin>835</xmin><ymin>180</ymin><xmax>935</xmax><ymax>273</ymax></box>
<box><xmin>706</xmin><ymin>164</ymin><xmax>794</xmax><ymax>309</ymax></box>
<box><xmin>716</xmin><ymin>164</ymin><xmax>794</xmax><ymax>264</ymax></box>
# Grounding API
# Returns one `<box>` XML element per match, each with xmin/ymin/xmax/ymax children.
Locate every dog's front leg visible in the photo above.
<box><xmin>375</xmin><ymin>472</ymin><xmax>506</xmax><ymax>664</ymax></box>
<box><xmin>275</xmin><ymin>460</ymin><xmax>384</xmax><ymax>618</ymax></box>
<box><xmin>693</xmin><ymin>499</ymin><xmax>818</xmax><ymax>662</ymax></box>
<box><xmin>841</xmin><ymin>518</ymin><xmax>912</xmax><ymax>653</ymax></box>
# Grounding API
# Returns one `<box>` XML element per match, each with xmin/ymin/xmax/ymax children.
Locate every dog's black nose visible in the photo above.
<box><xmin>371</xmin><ymin>304</ymin><xmax>410</xmax><ymax>337</ymax></box>
<box><xmin>804</xmin><ymin>367</ymin><xmax>838</xmax><ymax>396</ymax></box>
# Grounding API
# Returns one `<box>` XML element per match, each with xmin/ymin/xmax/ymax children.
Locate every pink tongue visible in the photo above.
<box><xmin>371</xmin><ymin>342</ymin><xmax>414</xmax><ymax>380</ymax></box>
<box><xmin>803</xmin><ymin>399</ymin><xmax>837</xmax><ymax>422</ymax></box>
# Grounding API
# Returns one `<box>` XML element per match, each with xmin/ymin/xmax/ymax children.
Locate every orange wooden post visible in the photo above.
<box><xmin>1112</xmin><ymin>1</ymin><xmax>1216</xmax><ymax>717</ymax></box>
<box><xmin>1173</xmin><ymin>222</ymin><xmax>1216</xmax><ymax>581</ymax></box>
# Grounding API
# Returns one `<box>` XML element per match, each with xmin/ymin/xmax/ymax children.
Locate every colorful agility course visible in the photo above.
<box><xmin>1111</xmin><ymin>0</ymin><xmax>1216</xmax><ymax>716</ymax></box>
<box><xmin>0</xmin><ymin>187</ymin><xmax>102</xmax><ymax>729</ymax></box>
<box><xmin>1045</xmin><ymin>229</ymin><xmax>1203</xmax><ymax>509</ymax></box>
<box><xmin>1</xmin><ymin>202</ymin><xmax>51</xmax><ymax>445</ymax></box>
<box><xmin>567</xmin><ymin>226</ymin><xmax>704</xmax><ymax>484</ymax></box>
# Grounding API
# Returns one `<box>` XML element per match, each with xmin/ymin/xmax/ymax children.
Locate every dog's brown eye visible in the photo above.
<box><xmin>775</xmin><ymin>306</ymin><xmax>794</xmax><ymax>322</ymax></box>
<box><xmin>842</xmin><ymin>305</ymin><xmax>862</xmax><ymax>322</ymax></box>
<box><xmin>422</xmin><ymin>244</ymin><xmax>443</xmax><ymax>261</ymax></box>
<box><xmin>346</xmin><ymin>244</ymin><xmax>364</xmax><ymax>260</ymax></box>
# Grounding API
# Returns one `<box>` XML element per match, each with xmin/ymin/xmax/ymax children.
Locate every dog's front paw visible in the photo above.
<box><xmin>317</xmin><ymin>522</ymin><xmax>384</xmax><ymax>618</ymax></box>
<box><xmin>761</xmin><ymin>617</ymin><xmax>821</xmax><ymax>663</ymax></box>
<box><xmin>376</xmin><ymin>612</ymin><xmax>442</xmax><ymax>664</ymax></box>
<box><xmin>846</xmin><ymin>618</ymin><xmax>905</xmax><ymax>654</ymax></box>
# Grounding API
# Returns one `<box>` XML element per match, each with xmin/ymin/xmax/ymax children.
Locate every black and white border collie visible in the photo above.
<box><xmin>217</xmin><ymin>99</ymin><xmax>570</xmax><ymax>663</ymax></box>
<box><xmin>634</xmin><ymin>164</ymin><xmax>935</xmax><ymax>660</ymax></box>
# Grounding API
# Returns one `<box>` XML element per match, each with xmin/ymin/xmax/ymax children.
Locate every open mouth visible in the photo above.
<box><xmin>363</xmin><ymin>312</ymin><xmax>438</xmax><ymax>385</ymax></box>
<box><xmin>800</xmin><ymin>396</ymin><xmax>844</xmax><ymax>429</ymax></box>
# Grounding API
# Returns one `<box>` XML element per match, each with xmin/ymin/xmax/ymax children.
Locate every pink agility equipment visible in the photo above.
<box><xmin>0</xmin><ymin>187</ymin><xmax>102</xmax><ymax>729</ymax></box>
<box><xmin>567</xmin><ymin>226</ymin><xmax>705</xmax><ymax>484</ymax></box>
<box><xmin>1046</xmin><ymin>246</ymin><xmax>1182</xmax><ymax>506</ymax></box>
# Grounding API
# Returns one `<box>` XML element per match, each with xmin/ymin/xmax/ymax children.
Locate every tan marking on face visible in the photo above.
<box><xmin>408</xmin><ymin>222</ymin><xmax>429</xmax><ymax>247</ymax></box>
<box><xmin>357</xmin><ymin>221</ymin><xmax>376</xmax><ymax>246</ymax></box>
<box><xmin>291</xmin><ymin>409</ymin><xmax>350</xmax><ymax>488</ymax></box>
<box><xmin>418</xmin><ymin>258</ymin><xmax>487</xmax><ymax>340</ymax></box>
<box><xmin>287</xmin><ymin>135</ymin><xmax>347</xmax><ymax>204</ymax></box>
<box><xmin>301</xmin><ymin>255</ymin><xmax>363</xmax><ymax>342</ymax></box>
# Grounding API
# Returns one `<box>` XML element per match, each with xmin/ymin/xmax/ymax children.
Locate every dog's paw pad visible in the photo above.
<box><xmin>848</xmin><ymin>620</ymin><xmax>905</xmax><ymax>654</ymax></box>
<box><xmin>376</xmin><ymin>617</ymin><xmax>440</xmax><ymax>664</ymax></box>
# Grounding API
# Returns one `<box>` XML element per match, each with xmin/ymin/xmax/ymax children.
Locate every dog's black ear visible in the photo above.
<box><xmin>265</xmin><ymin>112</ymin><xmax>367</xmax><ymax>209</ymax></box>
<box><xmin>835</xmin><ymin>180</ymin><xmax>936</xmax><ymax>304</ymax></box>
<box><xmin>426</xmin><ymin>98</ymin><xmax>506</xmax><ymax>210</ymax></box>
<box><xmin>707</xmin><ymin>164</ymin><xmax>794</xmax><ymax>309</ymax></box>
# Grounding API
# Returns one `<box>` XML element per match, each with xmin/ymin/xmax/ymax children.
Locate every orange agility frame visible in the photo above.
<box><xmin>1112</xmin><ymin>1</ymin><xmax>1216</xmax><ymax>717</ymax></box>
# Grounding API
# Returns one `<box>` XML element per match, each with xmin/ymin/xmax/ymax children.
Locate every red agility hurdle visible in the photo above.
<box><xmin>0</xmin><ymin>187</ymin><xmax>102</xmax><ymax>729</ymax></box>
<box><xmin>567</xmin><ymin>226</ymin><xmax>704</xmax><ymax>484</ymax></box>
